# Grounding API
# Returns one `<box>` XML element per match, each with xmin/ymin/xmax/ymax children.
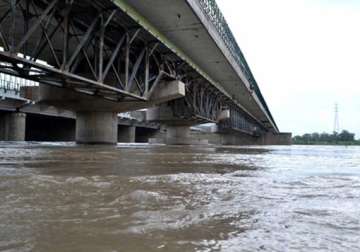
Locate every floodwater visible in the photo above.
<box><xmin>0</xmin><ymin>143</ymin><xmax>359</xmax><ymax>252</ymax></box>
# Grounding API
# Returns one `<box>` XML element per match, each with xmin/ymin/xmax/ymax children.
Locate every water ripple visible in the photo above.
<box><xmin>0</xmin><ymin>143</ymin><xmax>359</xmax><ymax>251</ymax></box>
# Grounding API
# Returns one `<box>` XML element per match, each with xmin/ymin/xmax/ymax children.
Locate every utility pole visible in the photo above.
<box><xmin>333</xmin><ymin>103</ymin><xmax>340</xmax><ymax>134</ymax></box>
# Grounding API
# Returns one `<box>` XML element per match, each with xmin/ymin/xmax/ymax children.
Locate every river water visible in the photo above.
<box><xmin>0</xmin><ymin>143</ymin><xmax>359</xmax><ymax>252</ymax></box>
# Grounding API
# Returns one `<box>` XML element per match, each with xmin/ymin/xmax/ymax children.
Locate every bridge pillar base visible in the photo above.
<box><xmin>76</xmin><ymin>111</ymin><xmax>117</xmax><ymax>145</ymax></box>
<box><xmin>0</xmin><ymin>112</ymin><xmax>26</xmax><ymax>141</ymax></box>
<box><xmin>260</xmin><ymin>132</ymin><xmax>292</xmax><ymax>145</ymax></box>
<box><xmin>165</xmin><ymin>126</ymin><xmax>208</xmax><ymax>145</ymax></box>
<box><xmin>118</xmin><ymin>126</ymin><xmax>136</xmax><ymax>143</ymax></box>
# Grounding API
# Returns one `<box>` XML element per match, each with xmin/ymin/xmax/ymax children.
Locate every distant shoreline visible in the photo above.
<box><xmin>292</xmin><ymin>131</ymin><xmax>359</xmax><ymax>146</ymax></box>
<box><xmin>293</xmin><ymin>142</ymin><xmax>360</xmax><ymax>146</ymax></box>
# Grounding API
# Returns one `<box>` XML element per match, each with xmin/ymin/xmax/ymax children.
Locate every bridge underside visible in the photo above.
<box><xmin>120</xmin><ymin>0</ymin><xmax>278</xmax><ymax>132</ymax></box>
<box><xmin>0</xmin><ymin>0</ymin><xmax>279</xmax><ymax>144</ymax></box>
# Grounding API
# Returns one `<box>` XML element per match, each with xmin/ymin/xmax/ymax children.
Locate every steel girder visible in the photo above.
<box><xmin>170</xmin><ymin>80</ymin><xmax>223</xmax><ymax>123</ymax></box>
<box><xmin>171</xmin><ymin>86</ymin><xmax>266</xmax><ymax>135</ymax></box>
<box><xmin>218</xmin><ymin>105</ymin><xmax>265</xmax><ymax>136</ymax></box>
<box><xmin>0</xmin><ymin>0</ymin><xmax>177</xmax><ymax>102</ymax></box>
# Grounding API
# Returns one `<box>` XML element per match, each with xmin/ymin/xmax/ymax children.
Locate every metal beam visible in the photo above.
<box><xmin>15</xmin><ymin>0</ymin><xmax>59</xmax><ymax>52</ymax></box>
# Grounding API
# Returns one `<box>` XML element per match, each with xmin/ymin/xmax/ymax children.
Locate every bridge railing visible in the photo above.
<box><xmin>198</xmin><ymin>0</ymin><xmax>276</xmax><ymax>127</ymax></box>
<box><xmin>0</xmin><ymin>73</ymin><xmax>38</xmax><ymax>98</ymax></box>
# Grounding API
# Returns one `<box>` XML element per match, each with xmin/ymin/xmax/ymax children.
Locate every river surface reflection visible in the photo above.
<box><xmin>0</xmin><ymin>143</ymin><xmax>359</xmax><ymax>251</ymax></box>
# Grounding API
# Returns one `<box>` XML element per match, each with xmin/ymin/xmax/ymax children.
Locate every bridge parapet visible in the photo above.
<box><xmin>0</xmin><ymin>74</ymin><xmax>37</xmax><ymax>100</ymax></box>
<box><xmin>194</xmin><ymin>0</ymin><xmax>277</xmax><ymax>130</ymax></box>
<box><xmin>198</xmin><ymin>0</ymin><xmax>249</xmax><ymax>77</ymax></box>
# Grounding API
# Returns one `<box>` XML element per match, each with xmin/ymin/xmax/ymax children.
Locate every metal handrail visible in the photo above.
<box><xmin>198</xmin><ymin>0</ymin><xmax>276</xmax><ymax>127</ymax></box>
<box><xmin>0</xmin><ymin>74</ymin><xmax>38</xmax><ymax>95</ymax></box>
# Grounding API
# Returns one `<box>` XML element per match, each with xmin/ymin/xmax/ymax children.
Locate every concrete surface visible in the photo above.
<box><xmin>118</xmin><ymin>126</ymin><xmax>136</xmax><ymax>143</ymax></box>
<box><xmin>0</xmin><ymin>112</ymin><xmax>26</xmax><ymax>141</ymax></box>
<box><xmin>76</xmin><ymin>111</ymin><xmax>118</xmax><ymax>144</ymax></box>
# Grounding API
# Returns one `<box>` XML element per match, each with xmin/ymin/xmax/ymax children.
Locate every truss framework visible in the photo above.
<box><xmin>0</xmin><ymin>0</ymin><xmax>266</xmax><ymax>134</ymax></box>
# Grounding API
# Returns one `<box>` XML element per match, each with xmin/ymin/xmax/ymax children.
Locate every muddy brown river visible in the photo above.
<box><xmin>0</xmin><ymin>143</ymin><xmax>359</xmax><ymax>251</ymax></box>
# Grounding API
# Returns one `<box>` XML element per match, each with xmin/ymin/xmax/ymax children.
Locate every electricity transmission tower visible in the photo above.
<box><xmin>333</xmin><ymin>103</ymin><xmax>340</xmax><ymax>133</ymax></box>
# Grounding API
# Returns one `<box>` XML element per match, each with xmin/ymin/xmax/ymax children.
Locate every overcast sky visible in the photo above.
<box><xmin>216</xmin><ymin>0</ymin><xmax>360</xmax><ymax>138</ymax></box>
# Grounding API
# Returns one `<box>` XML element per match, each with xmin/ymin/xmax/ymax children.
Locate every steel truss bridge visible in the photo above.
<box><xmin>0</xmin><ymin>0</ymin><xmax>278</xmax><ymax>136</ymax></box>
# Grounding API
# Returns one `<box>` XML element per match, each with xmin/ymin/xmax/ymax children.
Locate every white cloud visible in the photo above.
<box><xmin>217</xmin><ymin>0</ymin><xmax>360</xmax><ymax>137</ymax></box>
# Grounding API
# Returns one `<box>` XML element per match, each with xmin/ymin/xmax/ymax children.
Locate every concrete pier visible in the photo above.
<box><xmin>259</xmin><ymin>132</ymin><xmax>292</xmax><ymax>145</ymax></box>
<box><xmin>163</xmin><ymin>126</ymin><xmax>207</xmax><ymax>145</ymax></box>
<box><xmin>118</xmin><ymin>126</ymin><xmax>136</xmax><ymax>143</ymax></box>
<box><xmin>37</xmin><ymin>81</ymin><xmax>185</xmax><ymax>145</ymax></box>
<box><xmin>76</xmin><ymin>111</ymin><xmax>118</xmax><ymax>144</ymax></box>
<box><xmin>147</xmin><ymin>106</ymin><xmax>209</xmax><ymax>145</ymax></box>
<box><xmin>0</xmin><ymin>112</ymin><xmax>26</xmax><ymax>141</ymax></box>
<box><xmin>166</xmin><ymin>126</ymin><xmax>190</xmax><ymax>145</ymax></box>
<box><xmin>191</xmin><ymin>130</ymin><xmax>292</xmax><ymax>145</ymax></box>
<box><xmin>191</xmin><ymin>130</ymin><xmax>258</xmax><ymax>145</ymax></box>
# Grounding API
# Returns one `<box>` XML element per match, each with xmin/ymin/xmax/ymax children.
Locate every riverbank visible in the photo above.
<box><xmin>293</xmin><ymin>141</ymin><xmax>360</xmax><ymax>146</ymax></box>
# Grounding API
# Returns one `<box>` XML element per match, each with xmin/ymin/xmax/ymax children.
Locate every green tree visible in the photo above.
<box><xmin>292</xmin><ymin>130</ymin><xmax>358</xmax><ymax>145</ymax></box>
<box><xmin>338</xmin><ymin>130</ymin><xmax>354</xmax><ymax>142</ymax></box>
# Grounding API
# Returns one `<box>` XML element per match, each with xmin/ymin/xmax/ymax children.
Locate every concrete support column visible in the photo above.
<box><xmin>76</xmin><ymin>111</ymin><xmax>117</xmax><ymax>144</ymax></box>
<box><xmin>165</xmin><ymin>125</ymin><xmax>208</xmax><ymax>145</ymax></box>
<box><xmin>118</xmin><ymin>126</ymin><xmax>136</xmax><ymax>143</ymax></box>
<box><xmin>166</xmin><ymin>125</ymin><xmax>190</xmax><ymax>144</ymax></box>
<box><xmin>147</xmin><ymin>105</ymin><xmax>207</xmax><ymax>145</ymax></box>
<box><xmin>260</xmin><ymin>132</ymin><xmax>292</xmax><ymax>145</ymax></box>
<box><xmin>0</xmin><ymin>112</ymin><xmax>26</xmax><ymax>141</ymax></box>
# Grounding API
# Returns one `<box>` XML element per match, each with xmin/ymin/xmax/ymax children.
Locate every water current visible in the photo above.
<box><xmin>0</xmin><ymin>143</ymin><xmax>359</xmax><ymax>251</ymax></box>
